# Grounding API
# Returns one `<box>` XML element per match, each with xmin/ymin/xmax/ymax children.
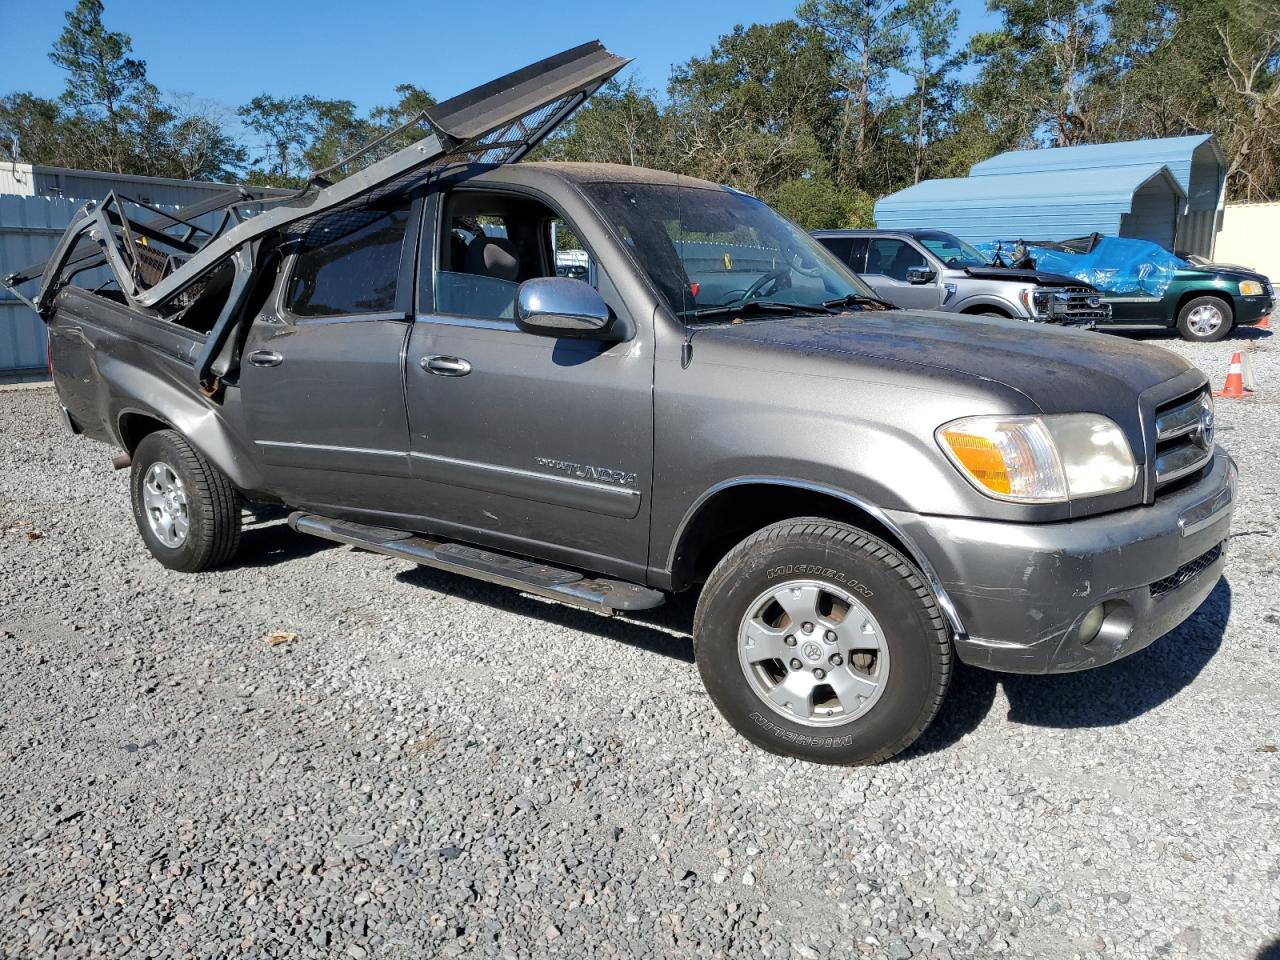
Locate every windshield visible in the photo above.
<box><xmin>578</xmin><ymin>180</ymin><xmax>879</xmax><ymax>320</ymax></box>
<box><xmin>912</xmin><ymin>231</ymin><xmax>990</xmax><ymax>268</ymax></box>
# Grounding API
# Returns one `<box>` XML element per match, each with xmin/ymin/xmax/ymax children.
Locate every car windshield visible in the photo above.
<box><xmin>912</xmin><ymin>231</ymin><xmax>990</xmax><ymax>268</ymax></box>
<box><xmin>578</xmin><ymin>180</ymin><xmax>879</xmax><ymax>320</ymax></box>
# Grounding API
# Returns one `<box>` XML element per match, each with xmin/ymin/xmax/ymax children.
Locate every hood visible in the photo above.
<box><xmin>1177</xmin><ymin>263</ymin><xmax>1269</xmax><ymax>285</ymax></box>
<box><xmin>962</xmin><ymin>266</ymin><xmax>1091</xmax><ymax>288</ymax></box>
<box><xmin>692</xmin><ymin>310</ymin><xmax>1196</xmax><ymax>438</ymax></box>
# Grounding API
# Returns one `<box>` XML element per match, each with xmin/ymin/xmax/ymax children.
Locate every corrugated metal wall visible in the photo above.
<box><xmin>964</xmin><ymin>136</ymin><xmax>1225</xmax><ymax>257</ymax></box>
<box><xmin>30</xmin><ymin>168</ymin><xmax>239</xmax><ymax>209</ymax></box>
<box><xmin>0</xmin><ymin>197</ymin><xmax>82</xmax><ymax>375</ymax></box>
<box><xmin>1120</xmin><ymin>177</ymin><xmax>1181</xmax><ymax>249</ymax></box>
<box><xmin>0</xmin><ymin>195</ymin><xmax>241</xmax><ymax>378</ymax></box>
<box><xmin>873</xmin><ymin>166</ymin><xmax>1179</xmax><ymax>244</ymax></box>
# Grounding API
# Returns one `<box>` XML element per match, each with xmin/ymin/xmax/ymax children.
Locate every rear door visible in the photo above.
<box><xmin>238</xmin><ymin>195</ymin><xmax>420</xmax><ymax>513</ymax></box>
<box><xmin>862</xmin><ymin>237</ymin><xmax>944</xmax><ymax>310</ymax></box>
<box><xmin>402</xmin><ymin>186</ymin><xmax>654</xmax><ymax>580</ymax></box>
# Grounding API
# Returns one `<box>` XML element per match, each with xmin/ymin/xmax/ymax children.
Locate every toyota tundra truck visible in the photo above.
<box><xmin>5</xmin><ymin>44</ymin><xmax>1235</xmax><ymax>765</ymax></box>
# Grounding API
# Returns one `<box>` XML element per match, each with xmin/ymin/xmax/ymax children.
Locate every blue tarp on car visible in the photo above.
<box><xmin>973</xmin><ymin>235</ymin><xmax>1187</xmax><ymax>298</ymax></box>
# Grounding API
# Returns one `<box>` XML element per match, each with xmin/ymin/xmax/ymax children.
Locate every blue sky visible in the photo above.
<box><xmin>0</xmin><ymin>0</ymin><xmax>999</xmax><ymax>124</ymax></box>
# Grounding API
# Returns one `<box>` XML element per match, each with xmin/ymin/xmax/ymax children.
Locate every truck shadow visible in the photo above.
<box><xmin>393</xmin><ymin>563</ymin><xmax>700</xmax><ymax>665</ymax></box>
<box><xmin>1256</xmin><ymin>939</ymin><xmax>1280</xmax><ymax>960</ymax></box>
<box><xmin>1107</xmin><ymin>326</ymin><xmax>1270</xmax><ymax>343</ymax></box>
<box><xmin>229</xmin><ymin>520</ymin><xmax>338</xmax><ymax>569</ymax></box>
<box><xmin>230</xmin><ymin>524</ymin><xmax>1232</xmax><ymax>755</ymax></box>
<box><xmin>908</xmin><ymin>578</ymin><xmax>1231</xmax><ymax>758</ymax></box>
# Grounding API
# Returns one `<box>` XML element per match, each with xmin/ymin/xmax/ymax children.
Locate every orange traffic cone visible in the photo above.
<box><xmin>1258</xmin><ymin>314</ymin><xmax>1271</xmax><ymax>330</ymax></box>
<box><xmin>1215</xmin><ymin>351</ymin><xmax>1253</xmax><ymax>399</ymax></box>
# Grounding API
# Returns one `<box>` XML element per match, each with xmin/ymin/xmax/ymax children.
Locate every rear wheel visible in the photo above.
<box><xmin>130</xmin><ymin>430</ymin><xmax>241</xmax><ymax>572</ymax></box>
<box><xmin>1177</xmin><ymin>296</ymin><xmax>1234</xmax><ymax>342</ymax></box>
<box><xmin>693</xmin><ymin>519</ymin><xmax>951</xmax><ymax>764</ymax></box>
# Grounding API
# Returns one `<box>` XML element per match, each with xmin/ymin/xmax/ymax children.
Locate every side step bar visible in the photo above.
<box><xmin>287</xmin><ymin>512</ymin><xmax>665</xmax><ymax>614</ymax></box>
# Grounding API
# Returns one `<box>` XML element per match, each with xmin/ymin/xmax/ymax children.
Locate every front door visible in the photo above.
<box><xmin>239</xmin><ymin>195</ymin><xmax>419</xmax><ymax>513</ymax></box>
<box><xmin>862</xmin><ymin>237</ymin><xmax>944</xmax><ymax>310</ymax></box>
<box><xmin>403</xmin><ymin>187</ymin><xmax>654</xmax><ymax>581</ymax></box>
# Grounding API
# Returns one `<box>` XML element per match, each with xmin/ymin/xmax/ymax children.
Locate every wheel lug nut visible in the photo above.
<box><xmin>789</xmin><ymin>658</ymin><xmax>802</xmax><ymax>671</ymax></box>
<box><xmin>784</xmin><ymin>634</ymin><xmax>797</xmax><ymax>647</ymax></box>
<box><xmin>802</xmin><ymin>622</ymin><xmax>814</xmax><ymax>634</ymax></box>
<box><xmin>813</xmin><ymin>668</ymin><xmax>826</xmax><ymax>680</ymax></box>
<box><xmin>824</xmin><ymin>629</ymin><xmax>837</xmax><ymax>643</ymax></box>
<box><xmin>829</xmin><ymin>653</ymin><xmax>843</xmax><ymax>667</ymax></box>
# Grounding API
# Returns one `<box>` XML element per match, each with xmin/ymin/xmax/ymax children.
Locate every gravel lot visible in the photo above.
<box><xmin>2</xmin><ymin>329</ymin><xmax>1278</xmax><ymax>960</ymax></box>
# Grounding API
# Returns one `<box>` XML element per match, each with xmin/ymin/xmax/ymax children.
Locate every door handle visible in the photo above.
<box><xmin>248</xmin><ymin>350</ymin><xmax>283</xmax><ymax>367</ymax></box>
<box><xmin>422</xmin><ymin>355</ymin><xmax>472</xmax><ymax>377</ymax></box>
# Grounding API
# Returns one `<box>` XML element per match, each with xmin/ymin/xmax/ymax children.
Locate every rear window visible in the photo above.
<box><xmin>287</xmin><ymin>203</ymin><xmax>411</xmax><ymax>317</ymax></box>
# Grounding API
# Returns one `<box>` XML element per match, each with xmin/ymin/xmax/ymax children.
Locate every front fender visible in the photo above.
<box><xmin>949</xmin><ymin>293</ymin><xmax>1025</xmax><ymax>317</ymax></box>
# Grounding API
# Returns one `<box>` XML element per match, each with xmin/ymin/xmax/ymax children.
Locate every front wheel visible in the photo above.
<box><xmin>693</xmin><ymin>519</ymin><xmax>952</xmax><ymax>764</ymax></box>
<box><xmin>1177</xmin><ymin>296</ymin><xmax>1234</xmax><ymax>342</ymax></box>
<box><xmin>129</xmin><ymin>429</ymin><xmax>242</xmax><ymax>572</ymax></box>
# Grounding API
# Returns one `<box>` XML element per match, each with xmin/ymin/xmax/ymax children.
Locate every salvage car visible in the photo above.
<box><xmin>812</xmin><ymin>228</ymin><xmax>1111</xmax><ymax>325</ymax></box>
<box><xmin>981</xmin><ymin>234</ymin><xmax>1274</xmax><ymax>342</ymax></box>
<box><xmin>5</xmin><ymin>44</ymin><xmax>1236</xmax><ymax>765</ymax></box>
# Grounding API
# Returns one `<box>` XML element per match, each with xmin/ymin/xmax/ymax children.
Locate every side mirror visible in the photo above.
<box><xmin>516</xmin><ymin>277</ymin><xmax>620</xmax><ymax>340</ymax></box>
<box><xmin>906</xmin><ymin>265</ymin><xmax>937</xmax><ymax>285</ymax></box>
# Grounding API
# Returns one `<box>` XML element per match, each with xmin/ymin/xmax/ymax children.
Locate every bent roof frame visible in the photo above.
<box><xmin>14</xmin><ymin>41</ymin><xmax>629</xmax><ymax>317</ymax></box>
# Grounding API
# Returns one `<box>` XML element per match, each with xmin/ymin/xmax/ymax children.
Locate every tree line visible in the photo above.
<box><xmin>2</xmin><ymin>0</ymin><xmax>1277</xmax><ymax>228</ymax></box>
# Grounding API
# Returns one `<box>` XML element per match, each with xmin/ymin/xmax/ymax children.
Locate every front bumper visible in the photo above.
<box><xmin>1238</xmin><ymin>294</ymin><xmax>1273</xmax><ymax>325</ymax></box>
<box><xmin>890</xmin><ymin>450</ymin><xmax>1236</xmax><ymax>674</ymax></box>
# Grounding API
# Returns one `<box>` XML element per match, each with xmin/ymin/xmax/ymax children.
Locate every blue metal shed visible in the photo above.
<box><xmin>875</xmin><ymin>134</ymin><xmax>1225</xmax><ymax>257</ymax></box>
<box><xmin>875</xmin><ymin>164</ymin><xmax>1186</xmax><ymax>246</ymax></box>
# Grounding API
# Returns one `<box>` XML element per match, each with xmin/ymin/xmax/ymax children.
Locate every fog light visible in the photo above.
<box><xmin>1076</xmin><ymin>604</ymin><xmax>1106</xmax><ymax>645</ymax></box>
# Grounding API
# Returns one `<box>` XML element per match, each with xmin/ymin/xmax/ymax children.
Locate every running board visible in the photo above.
<box><xmin>287</xmin><ymin>512</ymin><xmax>664</xmax><ymax>614</ymax></box>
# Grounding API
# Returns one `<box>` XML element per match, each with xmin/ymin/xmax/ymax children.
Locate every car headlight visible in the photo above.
<box><xmin>937</xmin><ymin>414</ymin><xmax>1137</xmax><ymax>502</ymax></box>
<box><xmin>1018</xmin><ymin>288</ymin><xmax>1040</xmax><ymax>315</ymax></box>
<box><xmin>1240</xmin><ymin>280</ymin><xmax>1264</xmax><ymax>296</ymax></box>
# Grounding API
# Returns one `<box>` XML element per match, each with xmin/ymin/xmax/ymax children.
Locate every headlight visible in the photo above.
<box><xmin>937</xmin><ymin>414</ymin><xmax>1137</xmax><ymax>502</ymax></box>
<box><xmin>1240</xmin><ymin>280</ymin><xmax>1264</xmax><ymax>296</ymax></box>
<box><xmin>1018</xmin><ymin>288</ymin><xmax>1039</xmax><ymax>315</ymax></box>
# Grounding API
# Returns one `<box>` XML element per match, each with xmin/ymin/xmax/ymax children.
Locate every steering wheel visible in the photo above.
<box><xmin>739</xmin><ymin>267</ymin><xmax>792</xmax><ymax>303</ymax></box>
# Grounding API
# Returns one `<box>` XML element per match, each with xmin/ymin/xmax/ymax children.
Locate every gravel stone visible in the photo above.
<box><xmin>1</xmin><ymin>328</ymin><xmax>1278</xmax><ymax>959</ymax></box>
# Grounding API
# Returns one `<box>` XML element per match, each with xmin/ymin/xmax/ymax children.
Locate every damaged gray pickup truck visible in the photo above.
<box><xmin>6</xmin><ymin>44</ymin><xmax>1236</xmax><ymax>764</ymax></box>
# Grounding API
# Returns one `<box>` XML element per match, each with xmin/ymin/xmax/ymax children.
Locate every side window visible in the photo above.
<box><xmin>435</xmin><ymin>213</ymin><xmax>520</xmax><ymax>320</ymax></box>
<box><xmin>286</xmin><ymin>202</ymin><xmax>410</xmax><ymax>317</ymax></box>
<box><xmin>430</xmin><ymin>196</ymin><xmax>604</xmax><ymax>322</ymax></box>
<box><xmin>865</xmin><ymin>238</ymin><xmax>927</xmax><ymax>282</ymax></box>
<box><xmin>846</xmin><ymin>237</ymin><xmax>868</xmax><ymax>272</ymax></box>
<box><xmin>818</xmin><ymin>236</ymin><xmax>869</xmax><ymax>272</ymax></box>
<box><xmin>820</xmin><ymin>236</ymin><xmax>854</xmax><ymax>265</ymax></box>
<box><xmin>551</xmin><ymin>219</ymin><xmax>595</xmax><ymax>284</ymax></box>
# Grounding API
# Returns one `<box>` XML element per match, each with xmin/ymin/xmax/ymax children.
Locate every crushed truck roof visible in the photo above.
<box><xmin>3</xmin><ymin>42</ymin><xmax>628</xmax><ymax>387</ymax></box>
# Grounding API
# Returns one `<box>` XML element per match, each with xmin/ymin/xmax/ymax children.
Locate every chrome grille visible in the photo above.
<box><xmin>1153</xmin><ymin>388</ymin><xmax>1214</xmax><ymax>490</ymax></box>
<box><xmin>1149</xmin><ymin>543</ymin><xmax>1222</xmax><ymax>600</ymax></box>
<box><xmin>1033</xmin><ymin>286</ymin><xmax>1112</xmax><ymax>326</ymax></box>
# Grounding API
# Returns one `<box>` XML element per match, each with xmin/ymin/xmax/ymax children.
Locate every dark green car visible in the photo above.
<box><xmin>1012</xmin><ymin>235</ymin><xmax>1274</xmax><ymax>342</ymax></box>
<box><xmin>1103</xmin><ymin>261</ymin><xmax>1273</xmax><ymax>342</ymax></box>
